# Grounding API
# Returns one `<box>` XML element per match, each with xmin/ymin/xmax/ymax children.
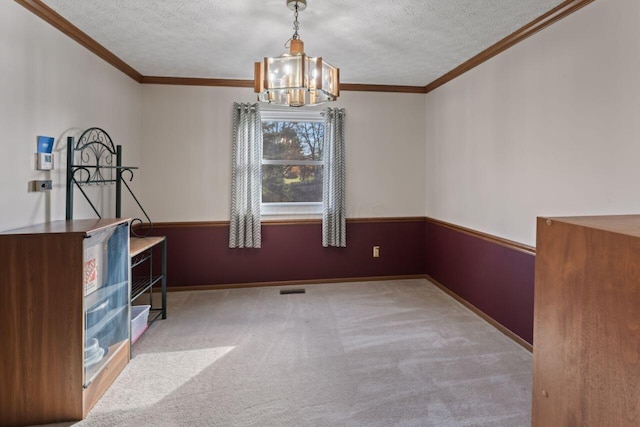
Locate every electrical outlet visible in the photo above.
<box><xmin>31</xmin><ymin>180</ymin><xmax>52</xmax><ymax>192</ymax></box>
<box><xmin>373</xmin><ymin>246</ymin><xmax>380</xmax><ymax>258</ymax></box>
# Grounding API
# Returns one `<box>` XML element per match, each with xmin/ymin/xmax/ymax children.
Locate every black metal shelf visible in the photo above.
<box><xmin>131</xmin><ymin>250</ymin><xmax>151</xmax><ymax>268</ymax></box>
<box><xmin>65</xmin><ymin>127</ymin><xmax>152</xmax><ymax>237</ymax></box>
<box><xmin>129</xmin><ymin>236</ymin><xmax>167</xmax><ymax>345</ymax></box>
<box><xmin>148</xmin><ymin>308</ymin><xmax>163</xmax><ymax>326</ymax></box>
<box><xmin>65</xmin><ymin>127</ymin><xmax>167</xmax><ymax>353</ymax></box>
<box><xmin>131</xmin><ymin>275</ymin><xmax>164</xmax><ymax>302</ymax></box>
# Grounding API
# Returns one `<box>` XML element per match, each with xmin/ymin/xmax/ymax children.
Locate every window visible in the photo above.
<box><xmin>261</xmin><ymin>110</ymin><xmax>324</xmax><ymax>216</ymax></box>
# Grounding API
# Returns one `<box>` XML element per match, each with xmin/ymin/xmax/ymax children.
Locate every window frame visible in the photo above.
<box><xmin>260</xmin><ymin>108</ymin><xmax>325</xmax><ymax>218</ymax></box>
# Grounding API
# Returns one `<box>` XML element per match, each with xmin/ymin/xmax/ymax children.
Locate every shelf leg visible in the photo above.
<box><xmin>161</xmin><ymin>238</ymin><xmax>167</xmax><ymax>319</ymax></box>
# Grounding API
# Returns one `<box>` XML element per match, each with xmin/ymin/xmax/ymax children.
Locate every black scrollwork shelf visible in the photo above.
<box><xmin>65</xmin><ymin>127</ymin><xmax>152</xmax><ymax>237</ymax></box>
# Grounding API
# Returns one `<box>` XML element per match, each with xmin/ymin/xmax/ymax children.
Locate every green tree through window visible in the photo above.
<box><xmin>262</xmin><ymin>120</ymin><xmax>324</xmax><ymax>203</ymax></box>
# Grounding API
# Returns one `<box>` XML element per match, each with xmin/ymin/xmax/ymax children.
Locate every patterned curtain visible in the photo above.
<box><xmin>229</xmin><ymin>103</ymin><xmax>262</xmax><ymax>248</ymax></box>
<box><xmin>322</xmin><ymin>108</ymin><xmax>346</xmax><ymax>247</ymax></box>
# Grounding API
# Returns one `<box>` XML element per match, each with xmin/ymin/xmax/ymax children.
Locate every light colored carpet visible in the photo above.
<box><xmin>50</xmin><ymin>279</ymin><xmax>532</xmax><ymax>427</ymax></box>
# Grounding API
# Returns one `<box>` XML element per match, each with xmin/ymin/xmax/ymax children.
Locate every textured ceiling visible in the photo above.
<box><xmin>41</xmin><ymin>0</ymin><xmax>565</xmax><ymax>86</ymax></box>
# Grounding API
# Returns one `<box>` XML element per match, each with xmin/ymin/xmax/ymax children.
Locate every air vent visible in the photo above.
<box><xmin>280</xmin><ymin>288</ymin><xmax>306</xmax><ymax>295</ymax></box>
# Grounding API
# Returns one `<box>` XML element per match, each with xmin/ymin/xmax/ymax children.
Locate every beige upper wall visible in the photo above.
<box><xmin>3</xmin><ymin>0</ymin><xmax>427</xmax><ymax>230</ymax></box>
<box><xmin>424</xmin><ymin>0</ymin><xmax>639</xmax><ymax>246</ymax></box>
<box><xmin>10</xmin><ymin>0</ymin><xmax>629</xmax><ymax>240</ymax></box>
<box><xmin>140</xmin><ymin>86</ymin><xmax>426</xmax><ymax>221</ymax></box>
<box><xmin>0</xmin><ymin>2</ymin><xmax>142</xmax><ymax>231</ymax></box>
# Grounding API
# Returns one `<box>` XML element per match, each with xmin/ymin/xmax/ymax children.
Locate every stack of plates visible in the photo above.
<box><xmin>84</xmin><ymin>338</ymin><xmax>105</xmax><ymax>368</ymax></box>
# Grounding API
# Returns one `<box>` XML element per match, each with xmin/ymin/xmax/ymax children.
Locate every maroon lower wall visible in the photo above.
<box><xmin>424</xmin><ymin>220</ymin><xmax>535</xmax><ymax>345</ymax></box>
<box><xmin>145</xmin><ymin>217</ymin><xmax>535</xmax><ymax>346</ymax></box>
<box><xmin>146</xmin><ymin>219</ymin><xmax>426</xmax><ymax>288</ymax></box>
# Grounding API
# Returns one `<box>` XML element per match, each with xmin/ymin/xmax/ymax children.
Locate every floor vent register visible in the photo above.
<box><xmin>280</xmin><ymin>288</ymin><xmax>306</xmax><ymax>295</ymax></box>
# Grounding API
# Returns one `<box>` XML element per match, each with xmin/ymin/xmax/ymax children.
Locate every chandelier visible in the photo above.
<box><xmin>254</xmin><ymin>0</ymin><xmax>340</xmax><ymax>107</ymax></box>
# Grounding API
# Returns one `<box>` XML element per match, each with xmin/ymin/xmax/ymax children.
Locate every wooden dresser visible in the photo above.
<box><xmin>533</xmin><ymin>215</ymin><xmax>640</xmax><ymax>426</ymax></box>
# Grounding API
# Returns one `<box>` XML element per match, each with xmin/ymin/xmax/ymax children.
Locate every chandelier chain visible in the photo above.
<box><xmin>292</xmin><ymin>2</ymin><xmax>300</xmax><ymax>40</ymax></box>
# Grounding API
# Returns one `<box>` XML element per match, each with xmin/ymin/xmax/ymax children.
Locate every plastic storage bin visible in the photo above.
<box><xmin>131</xmin><ymin>305</ymin><xmax>150</xmax><ymax>344</ymax></box>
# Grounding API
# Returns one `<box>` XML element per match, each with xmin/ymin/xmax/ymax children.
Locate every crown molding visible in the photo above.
<box><xmin>16</xmin><ymin>0</ymin><xmax>595</xmax><ymax>94</ymax></box>
<box><xmin>424</xmin><ymin>0</ymin><xmax>595</xmax><ymax>93</ymax></box>
<box><xmin>140</xmin><ymin>78</ymin><xmax>426</xmax><ymax>93</ymax></box>
<box><xmin>339</xmin><ymin>84</ymin><xmax>426</xmax><ymax>94</ymax></box>
<box><xmin>140</xmin><ymin>76</ymin><xmax>254</xmax><ymax>87</ymax></box>
<box><xmin>15</xmin><ymin>0</ymin><xmax>143</xmax><ymax>83</ymax></box>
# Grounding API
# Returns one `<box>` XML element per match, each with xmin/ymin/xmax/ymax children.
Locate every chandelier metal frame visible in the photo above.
<box><xmin>254</xmin><ymin>0</ymin><xmax>340</xmax><ymax>107</ymax></box>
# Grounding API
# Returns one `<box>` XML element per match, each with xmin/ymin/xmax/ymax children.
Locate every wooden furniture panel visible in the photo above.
<box><xmin>0</xmin><ymin>219</ymin><xmax>130</xmax><ymax>426</ymax></box>
<box><xmin>0</xmin><ymin>233</ymin><xmax>84</xmax><ymax>425</ymax></box>
<box><xmin>533</xmin><ymin>215</ymin><xmax>640</xmax><ymax>426</ymax></box>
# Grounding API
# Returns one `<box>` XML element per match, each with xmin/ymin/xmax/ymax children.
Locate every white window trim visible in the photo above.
<box><xmin>261</xmin><ymin>202</ymin><xmax>323</xmax><ymax>218</ymax></box>
<box><xmin>261</xmin><ymin>108</ymin><xmax>324</xmax><ymax>218</ymax></box>
<box><xmin>261</xmin><ymin>107</ymin><xmax>324</xmax><ymax>122</ymax></box>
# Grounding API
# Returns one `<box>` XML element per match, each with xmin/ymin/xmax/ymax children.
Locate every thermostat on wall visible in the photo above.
<box><xmin>36</xmin><ymin>152</ymin><xmax>53</xmax><ymax>170</ymax></box>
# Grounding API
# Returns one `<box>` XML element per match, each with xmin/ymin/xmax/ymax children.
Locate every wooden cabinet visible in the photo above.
<box><xmin>0</xmin><ymin>219</ymin><xmax>131</xmax><ymax>426</ymax></box>
<box><xmin>533</xmin><ymin>215</ymin><xmax>640</xmax><ymax>426</ymax></box>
